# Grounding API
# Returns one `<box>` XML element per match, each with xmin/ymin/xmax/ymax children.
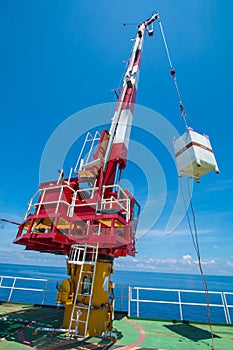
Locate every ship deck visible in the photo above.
<box><xmin>0</xmin><ymin>302</ymin><xmax>233</xmax><ymax>350</ymax></box>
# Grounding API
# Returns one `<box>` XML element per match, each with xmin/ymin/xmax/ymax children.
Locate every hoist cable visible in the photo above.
<box><xmin>158</xmin><ymin>19</ymin><xmax>173</xmax><ymax>68</ymax></box>
<box><xmin>158</xmin><ymin>18</ymin><xmax>188</xmax><ymax>128</ymax></box>
<box><xmin>180</xmin><ymin>178</ymin><xmax>215</xmax><ymax>349</ymax></box>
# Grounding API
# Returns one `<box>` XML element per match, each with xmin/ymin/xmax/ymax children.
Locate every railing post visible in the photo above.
<box><xmin>128</xmin><ymin>286</ymin><xmax>131</xmax><ymax>317</ymax></box>
<box><xmin>57</xmin><ymin>168</ymin><xmax>64</xmax><ymax>184</ymax></box>
<box><xmin>136</xmin><ymin>288</ymin><xmax>139</xmax><ymax>318</ymax></box>
<box><xmin>42</xmin><ymin>280</ymin><xmax>48</xmax><ymax>305</ymax></box>
<box><xmin>55</xmin><ymin>187</ymin><xmax>63</xmax><ymax>214</ymax></box>
<box><xmin>25</xmin><ymin>196</ymin><xmax>33</xmax><ymax>219</ymax></box>
<box><xmin>126</xmin><ymin>198</ymin><xmax>130</xmax><ymax>221</ymax></box>
<box><xmin>69</xmin><ymin>190</ymin><xmax>77</xmax><ymax>217</ymax></box>
<box><xmin>178</xmin><ymin>290</ymin><xmax>183</xmax><ymax>321</ymax></box>
<box><xmin>8</xmin><ymin>277</ymin><xmax>16</xmax><ymax>302</ymax></box>
<box><xmin>36</xmin><ymin>189</ymin><xmax>45</xmax><ymax>215</ymax></box>
<box><xmin>222</xmin><ymin>292</ymin><xmax>231</xmax><ymax>324</ymax></box>
<box><xmin>74</xmin><ymin>132</ymin><xmax>90</xmax><ymax>172</ymax></box>
<box><xmin>67</xmin><ymin>167</ymin><xmax>73</xmax><ymax>185</ymax></box>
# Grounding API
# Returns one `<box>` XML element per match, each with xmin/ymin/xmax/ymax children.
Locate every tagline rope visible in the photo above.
<box><xmin>180</xmin><ymin>178</ymin><xmax>215</xmax><ymax>350</ymax></box>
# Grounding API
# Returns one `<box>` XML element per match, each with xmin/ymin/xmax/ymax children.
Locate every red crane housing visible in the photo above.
<box><xmin>13</xmin><ymin>13</ymin><xmax>159</xmax><ymax>258</ymax></box>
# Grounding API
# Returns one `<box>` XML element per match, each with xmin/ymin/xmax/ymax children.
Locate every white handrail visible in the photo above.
<box><xmin>223</xmin><ymin>292</ymin><xmax>232</xmax><ymax>324</ymax></box>
<box><xmin>24</xmin><ymin>183</ymin><xmax>77</xmax><ymax>219</ymax></box>
<box><xmin>0</xmin><ymin>275</ymin><xmax>52</xmax><ymax>305</ymax></box>
<box><xmin>128</xmin><ymin>286</ymin><xmax>233</xmax><ymax>324</ymax></box>
<box><xmin>0</xmin><ymin>275</ymin><xmax>232</xmax><ymax>324</ymax></box>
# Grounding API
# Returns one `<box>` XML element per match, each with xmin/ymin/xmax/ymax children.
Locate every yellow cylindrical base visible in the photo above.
<box><xmin>62</xmin><ymin>305</ymin><xmax>109</xmax><ymax>336</ymax></box>
<box><xmin>60</xmin><ymin>259</ymin><xmax>114</xmax><ymax>337</ymax></box>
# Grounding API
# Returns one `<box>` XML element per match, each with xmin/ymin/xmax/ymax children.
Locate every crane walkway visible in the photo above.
<box><xmin>0</xmin><ymin>302</ymin><xmax>233</xmax><ymax>350</ymax></box>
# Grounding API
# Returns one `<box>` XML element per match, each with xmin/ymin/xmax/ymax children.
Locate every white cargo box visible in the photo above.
<box><xmin>173</xmin><ymin>128</ymin><xmax>219</xmax><ymax>182</ymax></box>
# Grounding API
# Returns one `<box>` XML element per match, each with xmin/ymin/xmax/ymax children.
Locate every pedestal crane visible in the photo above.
<box><xmin>12</xmin><ymin>13</ymin><xmax>159</xmax><ymax>337</ymax></box>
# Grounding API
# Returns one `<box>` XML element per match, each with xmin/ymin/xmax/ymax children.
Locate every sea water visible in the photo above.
<box><xmin>0</xmin><ymin>263</ymin><xmax>232</xmax><ymax>324</ymax></box>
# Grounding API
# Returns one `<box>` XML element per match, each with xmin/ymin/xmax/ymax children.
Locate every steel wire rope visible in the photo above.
<box><xmin>158</xmin><ymin>17</ymin><xmax>208</xmax><ymax>135</ymax></box>
<box><xmin>180</xmin><ymin>177</ymin><xmax>215</xmax><ymax>350</ymax></box>
<box><xmin>186</xmin><ymin>178</ymin><xmax>215</xmax><ymax>350</ymax></box>
<box><xmin>158</xmin><ymin>17</ymin><xmax>189</xmax><ymax>128</ymax></box>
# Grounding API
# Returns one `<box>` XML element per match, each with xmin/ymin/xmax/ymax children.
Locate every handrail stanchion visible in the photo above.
<box><xmin>42</xmin><ymin>280</ymin><xmax>48</xmax><ymax>305</ymax></box>
<box><xmin>136</xmin><ymin>288</ymin><xmax>139</xmax><ymax>318</ymax></box>
<box><xmin>128</xmin><ymin>286</ymin><xmax>131</xmax><ymax>317</ymax></box>
<box><xmin>8</xmin><ymin>277</ymin><xmax>16</xmax><ymax>302</ymax></box>
<box><xmin>178</xmin><ymin>290</ymin><xmax>183</xmax><ymax>321</ymax></box>
<box><xmin>222</xmin><ymin>292</ymin><xmax>231</xmax><ymax>324</ymax></box>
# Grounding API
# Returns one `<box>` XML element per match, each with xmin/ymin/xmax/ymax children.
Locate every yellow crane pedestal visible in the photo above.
<box><xmin>56</xmin><ymin>244</ymin><xmax>114</xmax><ymax>338</ymax></box>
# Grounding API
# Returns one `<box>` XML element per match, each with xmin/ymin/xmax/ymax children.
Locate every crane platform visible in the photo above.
<box><xmin>0</xmin><ymin>302</ymin><xmax>232</xmax><ymax>350</ymax></box>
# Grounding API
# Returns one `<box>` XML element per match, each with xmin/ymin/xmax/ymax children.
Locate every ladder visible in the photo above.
<box><xmin>68</xmin><ymin>244</ymin><xmax>98</xmax><ymax>338</ymax></box>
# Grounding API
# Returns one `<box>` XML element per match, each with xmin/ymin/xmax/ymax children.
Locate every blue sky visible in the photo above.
<box><xmin>0</xmin><ymin>0</ymin><xmax>232</xmax><ymax>275</ymax></box>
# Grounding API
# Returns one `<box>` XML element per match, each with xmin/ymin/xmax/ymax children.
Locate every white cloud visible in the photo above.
<box><xmin>115</xmin><ymin>254</ymin><xmax>232</xmax><ymax>276</ymax></box>
<box><xmin>0</xmin><ymin>246</ymin><xmax>66</xmax><ymax>267</ymax></box>
<box><xmin>0</xmin><ymin>247</ymin><xmax>232</xmax><ymax>275</ymax></box>
<box><xmin>200</xmin><ymin>259</ymin><xmax>216</xmax><ymax>266</ymax></box>
<box><xmin>183</xmin><ymin>254</ymin><xmax>193</xmax><ymax>262</ymax></box>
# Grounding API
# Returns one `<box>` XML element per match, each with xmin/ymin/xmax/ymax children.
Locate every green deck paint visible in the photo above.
<box><xmin>0</xmin><ymin>303</ymin><xmax>232</xmax><ymax>350</ymax></box>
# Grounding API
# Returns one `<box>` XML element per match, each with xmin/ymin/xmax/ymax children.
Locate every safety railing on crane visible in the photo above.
<box><xmin>74</xmin><ymin>131</ymin><xmax>101</xmax><ymax>173</ymax></box>
<box><xmin>69</xmin><ymin>184</ymin><xmax>131</xmax><ymax>222</ymax></box>
<box><xmin>68</xmin><ymin>186</ymin><xmax>99</xmax><ymax>217</ymax></box>
<box><xmin>98</xmin><ymin>184</ymin><xmax>131</xmax><ymax>222</ymax></box>
<box><xmin>24</xmin><ymin>184</ymin><xmax>77</xmax><ymax>219</ymax></box>
<box><xmin>23</xmin><ymin>182</ymin><xmax>132</xmax><ymax>231</ymax></box>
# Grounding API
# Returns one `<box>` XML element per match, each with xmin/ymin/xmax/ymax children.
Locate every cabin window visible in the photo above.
<box><xmin>81</xmin><ymin>276</ymin><xmax>92</xmax><ymax>295</ymax></box>
<box><xmin>132</xmin><ymin>201</ymin><xmax>140</xmax><ymax>231</ymax></box>
<box><xmin>104</xmin><ymin>276</ymin><xmax>109</xmax><ymax>291</ymax></box>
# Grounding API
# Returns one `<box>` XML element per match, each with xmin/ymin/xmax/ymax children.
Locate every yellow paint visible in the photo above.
<box><xmin>56</xmin><ymin>218</ymin><xmax>70</xmax><ymax>229</ymax></box>
<box><xmin>57</xmin><ymin>259</ymin><xmax>114</xmax><ymax>337</ymax></box>
<box><xmin>76</xmin><ymin>170</ymin><xmax>95</xmax><ymax>178</ymax></box>
<box><xmin>98</xmin><ymin>219</ymin><xmax>125</xmax><ymax>227</ymax></box>
<box><xmin>56</xmin><ymin>279</ymin><xmax>73</xmax><ymax>305</ymax></box>
<box><xmin>24</xmin><ymin>218</ymin><xmax>52</xmax><ymax>230</ymax></box>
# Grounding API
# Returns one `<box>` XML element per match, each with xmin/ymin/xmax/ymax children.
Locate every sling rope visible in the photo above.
<box><xmin>158</xmin><ymin>17</ymin><xmax>188</xmax><ymax>128</ymax></box>
<box><xmin>180</xmin><ymin>178</ymin><xmax>215</xmax><ymax>350</ymax></box>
